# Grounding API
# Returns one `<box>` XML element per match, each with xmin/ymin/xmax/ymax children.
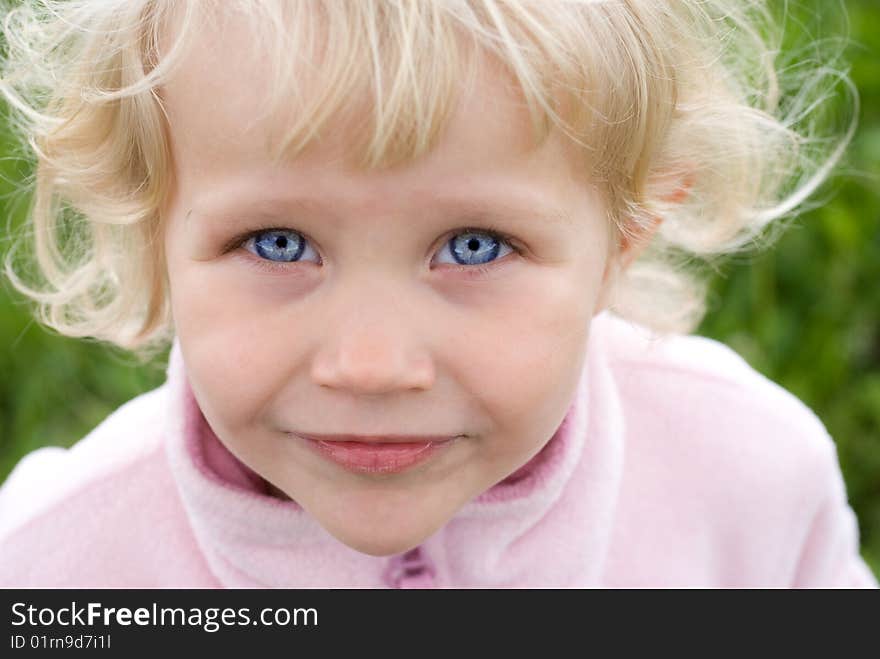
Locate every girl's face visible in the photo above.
<box><xmin>161</xmin><ymin>20</ymin><xmax>620</xmax><ymax>556</ymax></box>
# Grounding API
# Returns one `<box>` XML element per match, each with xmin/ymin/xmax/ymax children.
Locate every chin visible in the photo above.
<box><xmin>337</xmin><ymin>527</ymin><xmax>428</xmax><ymax>557</ymax></box>
<box><xmin>345</xmin><ymin>538</ymin><xmax>421</xmax><ymax>558</ymax></box>
<box><xmin>303</xmin><ymin>486</ymin><xmax>464</xmax><ymax>556</ymax></box>
<box><xmin>324</xmin><ymin>519</ymin><xmax>436</xmax><ymax>557</ymax></box>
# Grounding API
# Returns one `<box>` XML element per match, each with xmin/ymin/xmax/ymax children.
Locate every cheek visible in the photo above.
<box><xmin>167</xmin><ymin>261</ymin><xmax>295</xmax><ymax>435</ymax></box>
<box><xmin>450</xmin><ymin>267</ymin><xmax>594</xmax><ymax>445</ymax></box>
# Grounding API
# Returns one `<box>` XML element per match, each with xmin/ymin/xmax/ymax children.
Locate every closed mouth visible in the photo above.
<box><xmin>294</xmin><ymin>433</ymin><xmax>460</xmax><ymax>475</ymax></box>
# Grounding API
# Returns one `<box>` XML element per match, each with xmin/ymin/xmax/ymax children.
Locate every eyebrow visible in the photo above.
<box><xmin>186</xmin><ymin>189</ymin><xmax>575</xmax><ymax>228</ymax></box>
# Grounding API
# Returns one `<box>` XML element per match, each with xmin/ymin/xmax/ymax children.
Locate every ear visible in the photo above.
<box><xmin>592</xmin><ymin>215</ymin><xmax>664</xmax><ymax>315</ymax></box>
<box><xmin>617</xmin><ymin>169</ymin><xmax>694</xmax><ymax>270</ymax></box>
<box><xmin>593</xmin><ymin>172</ymin><xmax>693</xmax><ymax>316</ymax></box>
<box><xmin>617</xmin><ymin>214</ymin><xmax>664</xmax><ymax>272</ymax></box>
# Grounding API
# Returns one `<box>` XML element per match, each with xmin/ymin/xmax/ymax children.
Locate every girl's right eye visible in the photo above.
<box><xmin>242</xmin><ymin>228</ymin><xmax>321</xmax><ymax>267</ymax></box>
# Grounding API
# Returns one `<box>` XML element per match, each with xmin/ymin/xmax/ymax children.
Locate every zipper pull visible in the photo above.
<box><xmin>384</xmin><ymin>547</ymin><xmax>436</xmax><ymax>588</ymax></box>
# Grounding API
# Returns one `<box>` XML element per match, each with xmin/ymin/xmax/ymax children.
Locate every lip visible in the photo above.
<box><xmin>295</xmin><ymin>432</ymin><xmax>459</xmax><ymax>444</ymax></box>
<box><xmin>294</xmin><ymin>433</ymin><xmax>459</xmax><ymax>475</ymax></box>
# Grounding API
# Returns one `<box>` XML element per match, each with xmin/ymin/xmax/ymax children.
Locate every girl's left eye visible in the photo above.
<box><xmin>434</xmin><ymin>228</ymin><xmax>517</xmax><ymax>272</ymax></box>
<box><xmin>231</xmin><ymin>226</ymin><xmax>519</xmax><ymax>277</ymax></box>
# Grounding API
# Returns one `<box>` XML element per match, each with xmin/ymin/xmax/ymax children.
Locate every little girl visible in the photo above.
<box><xmin>0</xmin><ymin>0</ymin><xmax>875</xmax><ymax>588</ymax></box>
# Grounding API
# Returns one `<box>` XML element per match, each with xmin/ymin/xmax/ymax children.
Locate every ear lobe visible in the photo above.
<box><xmin>594</xmin><ymin>171</ymin><xmax>693</xmax><ymax>316</ymax></box>
<box><xmin>616</xmin><ymin>168</ymin><xmax>694</xmax><ymax>270</ymax></box>
<box><xmin>618</xmin><ymin>215</ymin><xmax>663</xmax><ymax>271</ymax></box>
<box><xmin>593</xmin><ymin>215</ymin><xmax>663</xmax><ymax>316</ymax></box>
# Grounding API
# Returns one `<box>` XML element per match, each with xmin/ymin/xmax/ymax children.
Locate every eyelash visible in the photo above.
<box><xmin>225</xmin><ymin>224</ymin><xmax>523</xmax><ymax>279</ymax></box>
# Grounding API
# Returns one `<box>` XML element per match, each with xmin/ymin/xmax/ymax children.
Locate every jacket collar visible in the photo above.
<box><xmin>163</xmin><ymin>311</ymin><xmax>626</xmax><ymax>587</ymax></box>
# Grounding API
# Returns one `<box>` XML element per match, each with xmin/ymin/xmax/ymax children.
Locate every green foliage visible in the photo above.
<box><xmin>1</xmin><ymin>0</ymin><xmax>878</xmax><ymax>582</ymax></box>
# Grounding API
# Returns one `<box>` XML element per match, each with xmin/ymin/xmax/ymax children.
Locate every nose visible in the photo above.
<box><xmin>309</xmin><ymin>309</ymin><xmax>435</xmax><ymax>396</ymax></box>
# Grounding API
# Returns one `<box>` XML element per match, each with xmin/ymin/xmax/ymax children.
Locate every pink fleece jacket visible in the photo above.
<box><xmin>0</xmin><ymin>310</ymin><xmax>876</xmax><ymax>588</ymax></box>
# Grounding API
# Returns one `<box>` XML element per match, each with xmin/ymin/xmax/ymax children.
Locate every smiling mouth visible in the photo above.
<box><xmin>293</xmin><ymin>433</ymin><xmax>460</xmax><ymax>474</ymax></box>
<box><xmin>293</xmin><ymin>432</ymin><xmax>462</xmax><ymax>445</ymax></box>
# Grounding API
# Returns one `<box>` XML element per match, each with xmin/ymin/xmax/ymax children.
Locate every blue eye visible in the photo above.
<box><xmin>236</xmin><ymin>226</ymin><xmax>517</xmax><ymax>275</ymax></box>
<box><xmin>243</xmin><ymin>229</ymin><xmax>320</xmax><ymax>264</ymax></box>
<box><xmin>434</xmin><ymin>230</ymin><xmax>514</xmax><ymax>267</ymax></box>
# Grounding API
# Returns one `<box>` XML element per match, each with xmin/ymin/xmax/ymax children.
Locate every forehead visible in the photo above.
<box><xmin>159</xmin><ymin>6</ymin><xmax>587</xmax><ymax>198</ymax></box>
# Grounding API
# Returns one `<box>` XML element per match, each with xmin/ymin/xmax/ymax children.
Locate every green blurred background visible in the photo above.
<box><xmin>1</xmin><ymin>1</ymin><xmax>878</xmax><ymax>581</ymax></box>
